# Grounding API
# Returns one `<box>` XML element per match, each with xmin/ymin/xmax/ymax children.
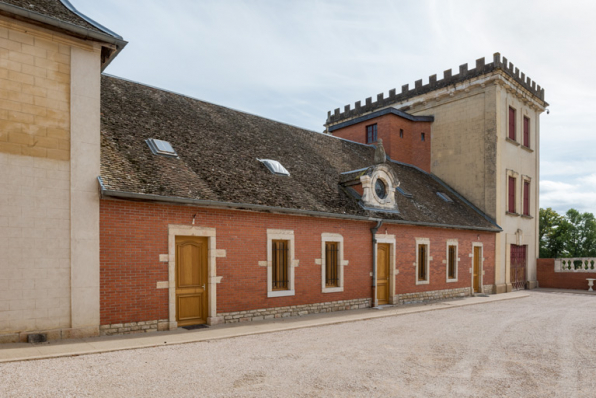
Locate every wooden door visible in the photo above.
<box><xmin>473</xmin><ymin>246</ymin><xmax>481</xmax><ymax>293</ymax></box>
<box><xmin>175</xmin><ymin>236</ymin><xmax>208</xmax><ymax>326</ymax></box>
<box><xmin>377</xmin><ymin>243</ymin><xmax>390</xmax><ymax>305</ymax></box>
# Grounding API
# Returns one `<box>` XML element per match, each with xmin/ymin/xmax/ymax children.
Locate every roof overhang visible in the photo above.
<box><xmin>328</xmin><ymin>107</ymin><xmax>434</xmax><ymax>133</ymax></box>
<box><xmin>0</xmin><ymin>1</ymin><xmax>127</xmax><ymax>71</ymax></box>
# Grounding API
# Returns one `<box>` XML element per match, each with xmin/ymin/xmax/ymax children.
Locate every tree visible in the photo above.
<box><xmin>539</xmin><ymin>208</ymin><xmax>596</xmax><ymax>258</ymax></box>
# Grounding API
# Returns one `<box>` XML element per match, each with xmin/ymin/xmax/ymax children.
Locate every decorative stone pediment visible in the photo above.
<box><xmin>359</xmin><ymin>164</ymin><xmax>400</xmax><ymax>211</ymax></box>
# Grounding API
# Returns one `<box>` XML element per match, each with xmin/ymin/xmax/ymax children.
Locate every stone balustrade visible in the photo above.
<box><xmin>555</xmin><ymin>258</ymin><xmax>596</xmax><ymax>272</ymax></box>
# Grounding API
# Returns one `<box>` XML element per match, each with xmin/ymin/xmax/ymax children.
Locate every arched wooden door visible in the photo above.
<box><xmin>175</xmin><ymin>236</ymin><xmax>208</xmax><ymax>326</ymax></box>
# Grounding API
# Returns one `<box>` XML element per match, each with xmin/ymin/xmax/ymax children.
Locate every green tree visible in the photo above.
<box><xmin>539</xmin><ymin>208</ymin><xmax>569</xmax><ymax>258</ymax></box>
<box><xmin>539</xmin><ymin>208</ymin><xmax>596</xmax><ymax>258</ymax></box>
<box><xmin>564</xmin><ymin>209</ymin><xmax>596</xmax><ymax>257</ymax></box>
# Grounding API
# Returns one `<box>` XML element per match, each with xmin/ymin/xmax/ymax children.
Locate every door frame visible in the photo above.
<box><xmin>167</xmin><ymin>225</ymin><xmax>226</xmax><ymax>330</ymax></box>
<box><xmin>374</xmin><ymin>234</ymin><xmax>396</xmax><ymax>306</ymax></box>
<box><xmin>471</xmin><ymin>242</ymin><xmax>483</xmax><ymax>294</ymax></box>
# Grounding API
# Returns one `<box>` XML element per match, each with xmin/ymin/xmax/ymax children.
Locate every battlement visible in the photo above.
<box><xmin>326</xmin><ymin>53</ymin><xmax>546</xmax><ymax>126</ymax></box>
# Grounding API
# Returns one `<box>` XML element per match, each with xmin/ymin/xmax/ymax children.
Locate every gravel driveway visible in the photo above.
<box><xmin>1</xmin><ymin>291</ymin><xmax>595</xmax><ymax>397</ymax></box>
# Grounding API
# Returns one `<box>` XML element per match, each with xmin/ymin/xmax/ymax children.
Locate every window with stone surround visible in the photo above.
<box><xmin>523</xmin><ymin>116</ymin><xmax>530</xmax><ymax>148</ymax></box>
<box><xmin>508</xmin><ymin>176</ymin><xmax>516</xmax><ymax>213</ymax></box>
<box><xmin>522</xmin><ymin>176</ymin><xmax>531</xmax><ymax>216</ymax></box>
<box><xmin>446</xmin><ymin>240</ymin><xmax>458</xmax><ymax>282</ymax></box>
<box><xmin>415</xmin><ymin>238</ymin><xmax>430</xmax><ymax>285</ymax></box>
<box><xmin>318</xmin><ymin>233</ymin><xmax>347</xmax><ymax>293</ymax></box>
<box><xmin>265</xmin><ymin>229</ymin><xmax>297</xmax><ymax>298</ymax></box>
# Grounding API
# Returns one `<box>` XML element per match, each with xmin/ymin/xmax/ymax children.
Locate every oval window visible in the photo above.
<box><xmin>375</xmin><ymin>179</ymin><xmax>387</xmax><ymax>199</ymax></box>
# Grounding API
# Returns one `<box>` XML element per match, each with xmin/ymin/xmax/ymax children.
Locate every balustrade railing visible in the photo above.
<box><xmin>555</xmin><ymin>258</ymin><xmax>596</xmax><ymax>272</ymax></box>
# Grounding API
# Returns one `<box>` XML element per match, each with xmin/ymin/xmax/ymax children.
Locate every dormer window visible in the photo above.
<box><xmin>258</xmin><ymin>159</ymin><xmax>290</xmax><ymax>176</ymax></box>
<box><xmin>146</xmin><ymin>138</ymin><xmax>178</xmax><ymax>157</ymax></box>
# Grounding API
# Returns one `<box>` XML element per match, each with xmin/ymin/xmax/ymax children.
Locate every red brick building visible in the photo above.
<box><xmin>98</xmin><ymin>76</ymin><xmax>500</xmax><ymax>334</ymax></box>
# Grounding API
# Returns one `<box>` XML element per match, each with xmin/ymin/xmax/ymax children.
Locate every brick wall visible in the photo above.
<box><xmin>100</xmin><ymin>199</ymin><xmax>496</xmax><ymax>325</ymax></box>
<box><xmin>537</xmin><ymin>258</ymin><xmax>596</xmax><ymax>290</ymax></box>
<box><xmin>331</xmin><ymin>113</ymin><xmax>432</xmax><ymax>172</ymax></box>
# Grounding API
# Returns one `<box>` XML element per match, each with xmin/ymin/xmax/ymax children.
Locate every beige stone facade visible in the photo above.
<box><xmin>0</xmin><ymin>9</ymin><xmax>112</xmax><ymax>342</ymax></box>
<box><xmin>326</xmin><ymin>60</ymin><xmax>546</xmax><ymax>294</ymax></box>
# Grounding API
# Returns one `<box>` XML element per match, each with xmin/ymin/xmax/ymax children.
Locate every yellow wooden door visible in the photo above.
<box><xmin>175</xmin><ymin>236</ymin><xmax>208</xmax><ymax>326</ymax></box>
<box><xmin>473</xmin><ymin>246</ymin><xmax>481</xmax><ymax>293</ymax></box>
<box><xmin>377</xmin><ymin>243</ymin><xmax>390</xmax><ymax>305</ymax></box>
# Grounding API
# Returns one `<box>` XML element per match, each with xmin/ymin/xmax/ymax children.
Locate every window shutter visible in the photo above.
<box><xmin>508</xmin><ymin>176</ymin><xmax>516</xmax><ymax>213</ymax></box>
<box><xmin>523</xmin><ymin>181</ymin><xmax>530</xmax><ymax>215</ymax></box>
<box><xmin>523</xmin><ymin>117</ymin><xmax>530</xmax><ymax>147</ymax></box>
<box><xmin>509</xmin><ymin>108</ymin><xmax>516</xmax><ymax>140</ymax></box>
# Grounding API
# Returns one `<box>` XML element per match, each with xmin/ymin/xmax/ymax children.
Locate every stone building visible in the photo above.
<box><xmin>326</xmin><ymin>55</ymin><xmax>547</xmax><ymax>293</ymax></box>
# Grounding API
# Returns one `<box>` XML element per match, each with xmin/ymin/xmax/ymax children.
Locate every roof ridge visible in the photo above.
<box><xmin>59</xmin><ymin>0</ymin><xmax>122</xmax><ymax>39</ymax></box>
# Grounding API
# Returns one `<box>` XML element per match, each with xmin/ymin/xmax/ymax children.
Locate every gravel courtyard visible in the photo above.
<box><xmin>1</xmin><ymin>290</ymin><xmax>595</xmax><ymax>397</ymax></box>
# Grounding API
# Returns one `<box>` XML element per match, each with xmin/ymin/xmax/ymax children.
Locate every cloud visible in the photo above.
<box><xmin>541</xmin><ymin>176</ymin><xmax>596</xmax><ymax>214</ymax></box>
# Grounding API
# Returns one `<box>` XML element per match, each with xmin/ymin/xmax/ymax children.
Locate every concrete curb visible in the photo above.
<box><xmin>0</xmin><ymin>291</ymin><xmax>529</xmax><ymax>364</ymax></box>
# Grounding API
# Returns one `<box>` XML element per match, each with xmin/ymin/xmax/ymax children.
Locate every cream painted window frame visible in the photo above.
<box><xmin>414</xmin><ymin>238</ymin><xmax>431</xmax><ymax>285</ymax></box>
<box><xmin>444</xmin><ymin>239</ymin><xmax>459</xmax><ymax>283</ymax></box>
<box><xmin>317</xmin><ymin>233</ymin><xmax>348</xmax><ymax>293</ymax></box>
<box><xmin>266</xmin><ymin>229</ymin><xmax>297</xmax><ymax>298</ymax></box>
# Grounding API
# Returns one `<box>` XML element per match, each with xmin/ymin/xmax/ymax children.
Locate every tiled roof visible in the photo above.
<box><xmin>0</xmin><ymin>0</ymin><xmax>107</xmax><ymax>35</ymax></box>
<box><xmin>100</xmin><ymin>74</ymin><xmax>499</xmax><ymax>231</ymax></box>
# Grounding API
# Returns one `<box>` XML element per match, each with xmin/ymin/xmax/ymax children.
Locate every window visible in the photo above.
<box><xmin>508</xmin><ymin>176</ymin><xmax>516</xmax><ymax>213</ymax></box>
<box><xmin>366</xmin><ymin>124</ymin><xmax>377</xmax><ymax>143</ymax></box>
<box><xmin>421</xmin><ymin>132</ymin><xmax>425</xmax><ymax>141</ymax></box>
<box><xmin>399</xmin><ymin>129</ymin><xmax>404</xmax><ymax>138</ymax></box>
<box><xmin>508</xmin><ymin>107</ymin><xmax>516</xmax><ymax>140</ymax></box>
<box><xmin>319</xmin><ymin>233</ymin><xmax>346</xmax><ymax>293</ymax></box>
<box><xmin>523</xmin><ymin>116</ymin><xmax>530</xmax><ymax>148</ymax></box>
<box><xmin>447</xmin><ymin>245</ymin><xmax>457</xmax><ymax>280</ymax></box>
<box><xmin>523</xmin><ymin>180</ymin><xmax>530</xmax><ymax>216</ymax></box>
<box><xmin>415</xmin><ymin>238</ymin><xmax>430</xmax><ymax>285</ymax></box>
<box><xmin>146</xmin><ymin>138</ymin><xmax>178</xmax><ymax>157</ymax></box>
<box><xmin>264</xmin><ymin>229</ymin><xmax>296</xmax><ymax>297</ymax></box>
<box><xmin>258</xmin><ymin>159</ymin><xmax>290</xmax><ymax>176</ymax></box>
<box><xmin>272</xmin><ymin>240</ymin><xmax>289</xmax><ymax>291</ymax></box>
<box><xmin>325</xmin><ymin>242</ymin><xmax>339</xmax><ymax>287</ymax></box>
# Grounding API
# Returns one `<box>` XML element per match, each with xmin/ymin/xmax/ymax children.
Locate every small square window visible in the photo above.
<box><xmin>366</xmin><ymin>124</ymin><xmax>378</xmax><ymax>143</ymax></box>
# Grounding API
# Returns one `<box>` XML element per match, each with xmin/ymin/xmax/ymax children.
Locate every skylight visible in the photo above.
<box><xmin>146</xmin><ymin>138</ymin><xmax>178</xmax><ymax>157</ymax></box>
<box><xmin>258</xmin><ymin>159</ymin><xmax>290</xmax><ymax>176</ymax></box>
<box><xmin>396</xmin><ymin>186</ymin><xmax>413</xmax><ymax>198</ymax></box>
<box><xmin>437</xmin><ymin>192</ymin><xmax>453</xmax><ymax>203</ymax></box>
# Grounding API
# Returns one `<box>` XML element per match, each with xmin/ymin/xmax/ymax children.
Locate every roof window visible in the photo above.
<box><xmin>437</xmin><ymin>192</ymin><xmax>453</xmax><ymax>203</ymax></box>
<box><xmin>146</xmin><ymin>138</ymin><xmax>178</xmax><ymax>157</ymax></box>
<box><xmin>396</xmin><ymin>186</ymin><xmax>413</xmax><ymax>198</ymax></box>
<box><xmin>258</xmin><ymin>159</ymin><xmax>290</xmax><ymax>176</ymax></box>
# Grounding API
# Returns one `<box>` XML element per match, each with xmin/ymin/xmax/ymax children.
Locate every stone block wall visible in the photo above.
<box><xmin>219</xmin><ymin>298</ymin><xmax>371</xmax><ymax>324</ymax></box>
<box><xmin>100</xmin><ymin>319</ymin><xmax>170</xmax><ymax>336</ymax></box>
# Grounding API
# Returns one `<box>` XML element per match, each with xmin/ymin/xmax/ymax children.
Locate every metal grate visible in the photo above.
<box><xmin>272</xmin><ymin>240</ymin><xmax>289</xmax><ymax>290</ymax></box>
<box><xmin>510</xmin><ymin>244</ymin><xmax>527</xmax><ymax>290</ymax></box>
<box><xmin>325</xmin><ymin>242</ymin><xmax>339</xmax><ymax>287</ymax></box>
<box><xmin>418</xmin><ymin>244</ymin><xmax>427</xmax><ymax>281</ymax></box>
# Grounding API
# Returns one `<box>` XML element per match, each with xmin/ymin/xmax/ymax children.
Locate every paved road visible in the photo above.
<box><xmin>1</xmin><ymin>291</ymin><xmax>595</xmax><ymax>397</ymax></box>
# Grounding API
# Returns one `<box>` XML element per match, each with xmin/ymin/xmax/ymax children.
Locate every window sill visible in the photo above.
<box><xmin>521</xmin><ymin>145</ymin><xmax>534</xmax><ymax>153</ymax></box>
<box><xmin>322</xmin><ymin>287</ymin><xmax>344</xmax><ymax>293</ymax></box>
<box><xmin>446</xmin><ymin>278</ymin><xmax>458</xmax><ymax>283</ymax></box>
<box><xmin>267</xmin><ymin>289</ymin><xmax>295</xmax><ymax>298</ymax></box>
<box><xmin>521</xmin><ymin>214</ymin><xmax>533</xmax><ymax>219</ymax></box>
<box><xmin>415</xmin><ymin>280</ymin><xmax>430</xmax><ymax>285</ymax></box>
<box><xmin>506</xmin><ymin>211</ymin><xmax>520</xmax><ymax>217</ymax></box>
<box><xmin>505</xmin><ymin>137</ymin><xmax>520</xmax><ymax>146</ymax></box>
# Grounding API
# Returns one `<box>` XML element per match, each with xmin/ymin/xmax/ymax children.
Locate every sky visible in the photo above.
<box><xmin>73</xmin><ymin>0</ymin><xmax>595</xmax><ymax>216</ymax></box>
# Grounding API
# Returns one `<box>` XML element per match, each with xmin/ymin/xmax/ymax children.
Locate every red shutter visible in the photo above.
<box><xmin>508</xmin><ymin>176</ymin><xmax>516</xmax><ymax>213</ymax></box>
<box><xmin>523</xmin><ymin>181</ymin><xmax>530</xmax><ymax>215</ymax></box>
<box><xmin>509</xmin><ymin>107</ymin><xmax>516</xmax><ymax>140</ymax></box>
<box><xmin>523</xmin><ymin>117</ymin><xmax>530</xmax><ymax>147</ymax></box>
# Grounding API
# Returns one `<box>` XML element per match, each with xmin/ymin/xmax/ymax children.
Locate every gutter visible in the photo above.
<box><xmin>98</xmin><ymin>179</ymin><xmax>502</xmax><ymax>233</ymax></box>
<box><xmin>0</xmin><ymin>2</ymin><xmax>127</xmax><ymax>70</ymax></box>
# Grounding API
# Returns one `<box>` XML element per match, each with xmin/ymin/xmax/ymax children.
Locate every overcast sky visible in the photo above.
<box><xmin>74</xmin><ymin>0</ymin><xmax>596</xmax><ymax>216</ymax></box>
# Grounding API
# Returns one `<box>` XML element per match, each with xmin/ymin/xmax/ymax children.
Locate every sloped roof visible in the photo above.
<box><xmin>0</xmin><ymin>0</ymin><xmax>105</xmax><ymax>34</ymax></box>
<box><xmin>100</xmin><ymin>74</ymin><xmax>499</xmax><ymax>231</ymax></box>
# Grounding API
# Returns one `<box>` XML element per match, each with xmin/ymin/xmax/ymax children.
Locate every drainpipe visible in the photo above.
<box><xmin>370</xmin><ymin>219</ymin><xmax>383</xmax><ymax>307</ymax></box>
